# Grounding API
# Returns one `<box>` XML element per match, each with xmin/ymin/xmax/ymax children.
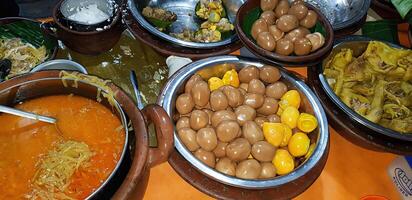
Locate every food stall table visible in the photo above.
<box><xmin>49</xmin><ymin>8</ymin><xmax>405</xmax><ymax>200</ymax></box>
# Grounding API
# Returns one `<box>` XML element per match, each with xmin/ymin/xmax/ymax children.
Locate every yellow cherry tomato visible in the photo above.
<box><xmin>281</xmin><ymin>106</ymin><xmax>300</xmax><ymax>129</ymax></box>
<box><xmin>263</xmin><ymin>122</ymin><xmax>284</xmax><ymax>147</ymax></box>
<box><xmin>208</xmin><ymin>77</ymin><xmax>224</xmax><ymax>91</ymax></box>
<box><xmin>297</xmin><ymin>113</ymin><xmax>318</xmax><ymax>133</ymax></box>
<box><xmin>272</xmin><ymin>149</ymin><xmax>295</xmax><ymax>175</ymax></box>
<box><xmin>279</xmin><ymin>90</ymin><xmax>301</xmax><ymax>109</ymax></box>
<box><xmin>222</xmin><ymin>69</ymin><xmax>240</xmax><ymax>88</ymax></box>
<box><xmin>280</xmin><ymin>125</ymin><xmax>292</xmax><ymax>147</ymax></box>
<box><xmin>305</xmin><ymin>143</ymin><xmax>316</xmax><ymax>159</ymax></box>
<box><xmin>288</xmin><ymin>132</ymin><xmax>310</xmax><ymax>157</ymax></box>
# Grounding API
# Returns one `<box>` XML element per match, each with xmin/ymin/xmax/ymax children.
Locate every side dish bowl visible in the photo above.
<box><xmin>158</xmin><ymin>56</ymin><xmax>329</xmax><ymax>196</ymax></box>
<box><xmin>127</xmin><ymin>0</ymin><xmax>245</xmax><ymax>49</ymax></box>
<box><xmin>235</xmin><ymin>0</ymin><xmax>334</xmax><ymax>67</ymax></box>
<box><xmin>0</xmin><ymin>71</ymin><xmax>174</xmax><ymax>199</ymax></box>
<box><xmin>308</xmin><ymin>36</ymin><xmax>412</xmax><ymax>155</ymax></box>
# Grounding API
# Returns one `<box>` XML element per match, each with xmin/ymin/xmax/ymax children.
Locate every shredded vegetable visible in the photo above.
<box><xmin>25</xmin><ymin>140</ymin><xmax>93</xmax><ymax>200</ymax></box>
<box><xmin>0</xmin><ymin>38</ymin><xmax>47</xmax><ymax>78</ymax></box>
<box><xmin>59</xmin><ymin>71</ymin><xmax>118</xmax><ymax>108</ymax></box>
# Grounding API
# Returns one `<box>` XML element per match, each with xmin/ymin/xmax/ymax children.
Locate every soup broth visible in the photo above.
<box><xmin>0</xmin><ymin>95</ymin><xmax>125</xmax><ymax>199</ymax></box>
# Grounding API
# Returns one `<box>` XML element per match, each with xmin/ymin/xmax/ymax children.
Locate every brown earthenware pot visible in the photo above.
<box><xmin>0</xmin><ymin>70</ymin><xmax>174</xmax><ymax>199</ymax></box>
<box><xmin>46</xmin><ymin>0</ymin><xmax>124</xmax><ymax>55</ymax></box>
<box><xmin>235</xmin><ymin>0</ymin><xmax>334</xmax><ymax>67</ymax></box>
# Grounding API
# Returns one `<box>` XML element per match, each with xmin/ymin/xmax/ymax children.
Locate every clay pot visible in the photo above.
<box><xmin>235</xmin><ymin>0</ymin><xmax>334</xmax><ymax>67</ymax></box>
<box><xmin>0</xmin><ymin>70</ymin><xmax>174</xmax><ymax>199</ymax></box>
<box><xmin>46</xmin><ymin>0</ymin><xmax>124</xmax><ymax>55</ymax></box>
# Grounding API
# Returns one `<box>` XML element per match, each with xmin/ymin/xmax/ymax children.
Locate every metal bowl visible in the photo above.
<box><xmin>306</xmin><ymin>0</ymin><xmax>371</xmax><ymax>31</ymax></box>
<box><xmin>308</xmin><ymin>36</ymin><xmax>412</xmax><ymax>154</ymax></box>
<box><xmin>158</xmin><ymin>55</ymin><xmax>329</xmax><ymax>189</ymax></box>
<box><xmin>127</xmin><ymin>0</ymin><xmax>244</xmax><ymax>49</ymax></box>
<box><xmin>31</xmin><ymin>59</ymin><xmax>88</xmax><ymax>74</ymax></box>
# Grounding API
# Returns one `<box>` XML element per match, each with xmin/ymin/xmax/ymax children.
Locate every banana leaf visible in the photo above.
<box><xmin>0</xmin><ymin>20</ymin><xmax>56</xmax><ymax>59</ymax></box>
<box><xmin>242</xmin><ymin>7</ymin><xmax>261</xmax><ymax>39</ymax></box>
<box><xmin>146</xmin><ymin>17</ymin><xmax>175</xmax><ymax>30</ymax></box>
<box><xmin>391</xmin><ymin>0</ymin><xmax>412</xmax><ymax>18</ymax></box>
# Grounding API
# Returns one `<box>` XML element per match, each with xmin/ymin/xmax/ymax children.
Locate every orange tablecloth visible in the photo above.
<box><xmin>143</xmin><ymin>66</ymin><xmax>401</xmax><ymax>200</ymax></box>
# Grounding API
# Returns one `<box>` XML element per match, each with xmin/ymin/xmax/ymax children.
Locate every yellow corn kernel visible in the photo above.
<box><xmin>208</xmin><ymin>77</ymin><xmax>224</xmax><ymax>91</ymax></box>
<box><xmin>279</xmin><ymin>90</ymin><xmax>301</xmax><ymax>109</ymax></box>
<box><xmin>297</xmin><ymin>113</ymin><xmax>318</xmax><ymax>133</ymax></box>
<box><xmin>279</xmin><ymin>124</ymin><xmax>292</xmax><ymax>147</ymax></box>
<box><xmin>281</xmin><ymin>106</ymin><xmax>300</xmax><ymax>129</ymax></box>
<box><xmin>222</xmin><ymin>69</ymin><xmax>240</xmax><ymax>88</ymax></box>
<box><xmin>263</xmin><ymin>122</ymin><xmax>284</xmax><ymax>147</ymax></box>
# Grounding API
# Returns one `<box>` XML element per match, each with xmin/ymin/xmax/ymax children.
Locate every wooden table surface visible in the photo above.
<box><xmin>142</xmin><ymin>67</ymin><xmax>401</xmax><ymax>200</ymax></box>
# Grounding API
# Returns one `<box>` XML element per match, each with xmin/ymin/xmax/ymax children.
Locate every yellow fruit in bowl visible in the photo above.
<box><xmin>281</xmin><ymin>106</ymin><xmax>300</xmax><ymax>129</ymax></box>
<box><xmin>305</xmin><ymin>143</ymin><xmax>316</xmax><ymax>159</ymax></box>
<box><xmin>297</xmin><ymin>113</ymin><xmax>318</xmax><ymax>133</ymax></box>
<box><xmin>279</xmin><ymin>90</ymin><xmax>301</xmax><ymax>109</ymax></box>
<box><xmin>222</xmin><ymin>69</ymin><xmax>240</xmax><ymax>88</ymax></box>
<box><xmin>279</xmin><ymin>125</ymin><xmax>292</xmax><ymax>147</ymax></box>
<box><xmin>288</xmin><ymin>132</ymin><xmax>310</xmax><ymax>157</ymax></box>
<box><xmin>208</xmin><ymin>77</ymin><xmax>224</xmax><ymax>91</ymax></box>
<box><xmin>272</xmin><ymin>149</ymin><xmax>294</xmax><ymax>175</ymax></box>
<box><xmin>263</xmin><ymin>122</ymin><xmax>284</xmax><ymax>147</ymax></box>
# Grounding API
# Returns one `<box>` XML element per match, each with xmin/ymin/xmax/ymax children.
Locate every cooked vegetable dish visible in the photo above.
<box><xmin>142</xmin><ymin>7</ymin><xmax>177</xmax><ymax>31</ymax></box>
<box><xmin>0</xmin><ymin>38</ymin><xmax>47</xmax><ymax>78</ymax></box>
<box><xmin>142</xmin><ymin>0</ymin><xmax>234</xmax><ymax>43</ymax></box>
<box><xmin>323</xmin><ymin>41</ymin><xmax>412</xmax><ymax>133</ymax></box>
<box><xmin>175</xmin><ymin>65</ymin><xmax>319</xmax><ymax>179</ymax></box>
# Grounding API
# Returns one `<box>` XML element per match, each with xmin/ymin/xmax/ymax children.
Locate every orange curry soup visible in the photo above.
<box><xmin>0</xmin><ymin>95</ymin><xmax>125</xmax><ymax>199</ymax></box>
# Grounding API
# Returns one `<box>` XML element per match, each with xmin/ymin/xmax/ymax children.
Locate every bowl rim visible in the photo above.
<box><xmin>235</xmin><ymin>1</ymin><xmax>334</xmax><ymax>64</ymax></box>
<box><xmin>127</xmin><ymin>0</ymin><xmax>239</xmax><ymax>49</ymax></box>
<box><xmin>0</xmin><ymin>72</ymin><xmax>130</xmax><ymax>198</ymax></box>
<box><xmin>31</xmin><ymin>59</ymin><xmax>88</xmax><ymax>74</ymax></box>
<box><xmin>158</xmin><ymin>55</ymin><xmax>329</xmax><ymax>189</ymax></box>
<box><xmin>316</xmin><ymin>35</ymin><xmax>412</xmax><ymax>141</ymax></box>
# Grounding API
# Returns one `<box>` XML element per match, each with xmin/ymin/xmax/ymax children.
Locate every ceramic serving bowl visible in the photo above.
<box><xmin>0</xmin><ymin>70</ymin><xmax>174</xmax><ymax>199</ymax></box>
<box><xmin>45</xmin><ymin>0</ymin><xmax>124</xmax><ymax>55</ymax></box>
<box><xmin>235</xmin><ymin>0</ymin><xmax>334</xmax><ymax>67</ymax></box>
<box><xmin>127</xmin><ymin>0</ymin><xmax>244</xmax><ymax>49</ymax></box>
<box><xmin>308</xmin><ymin>36</ymin><xmax>412</xmax><ymax>155</ymax></box>
<box><xmin>158</xmin><ymin>56</ymin><xmax>329</xmax><ymax>198</ymax></box>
